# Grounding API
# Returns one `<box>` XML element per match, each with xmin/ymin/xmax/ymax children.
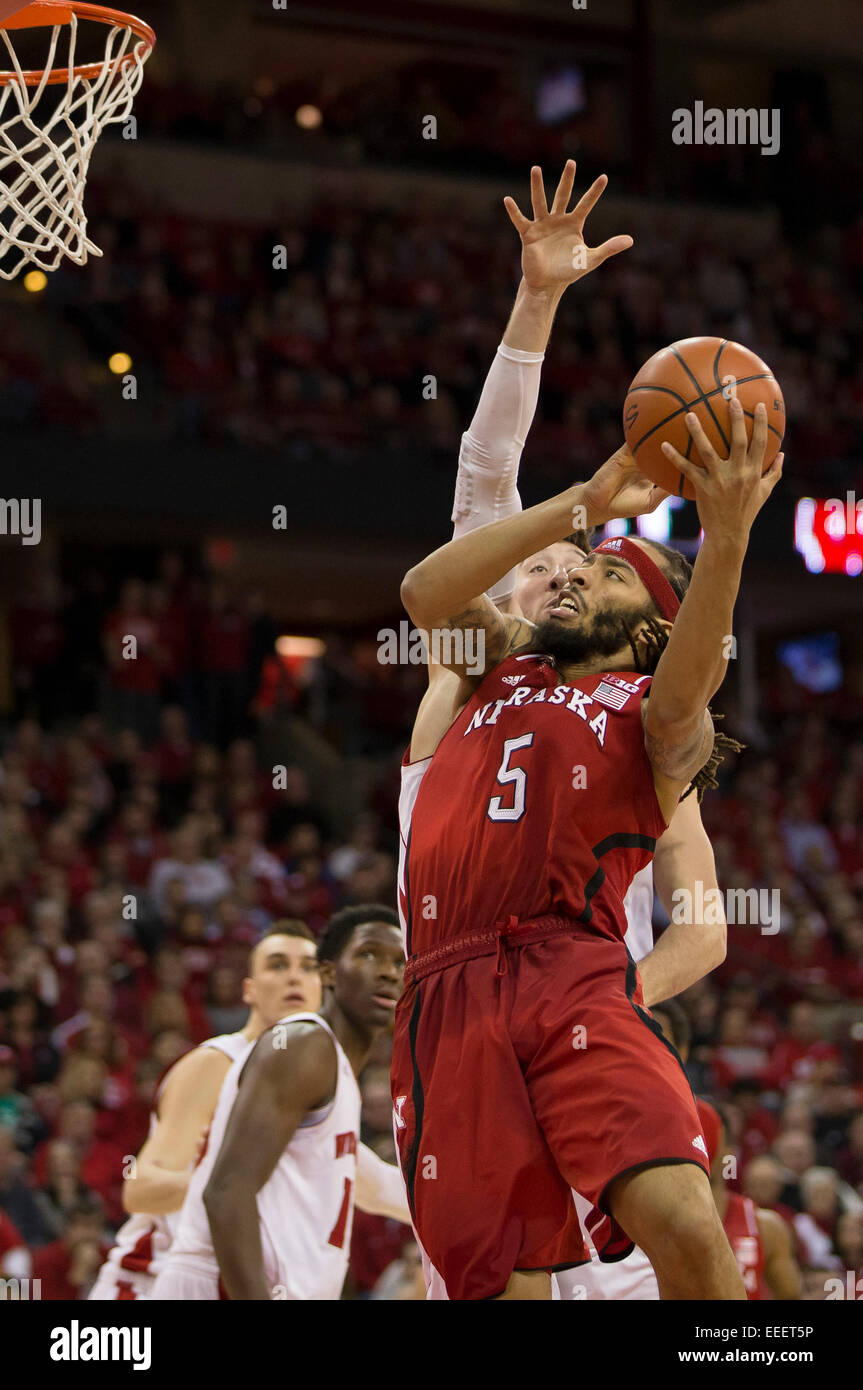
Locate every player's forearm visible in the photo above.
<box><xmin>641</xmin><ymin>807</ymin><xmax>727</xmax><ymax>1004</ymax></box>
<box><xmin>454</xmin><ymin>281</ymin><xmax>555</xmax><ymax>603</ymax></box>
<box><xmin>637</xmin><ymin>918</ymin><xmax>725</xmax><ymax>1008</ymax></box>
<box><xmin>204</xmin><ymin>1183</ymin><xmax>271</xmax><ymax>1300</ymax></box>
<box><xmin>403</xmin><ymin>484</ymin><xmax>581</xmax><ymax>628</ymax></box>
<box><xmin>646</xmin><ymin>534</ymin><xmax>745</xmax><ymax>735</ymax></box>
<box><xmin>356</xmin><ymin>1144</ymin><xmax>411</xmax><ymax>1223</ymax></box>
<box><xmin>766</xmin><ymin>1257</ymin><xmax>803</xmax><ymax>1301</ymax></box>
<box><xmin>501</xmin><ymin>280</ymin><xmax>564</xmax><ymax>354</ymax></box>
<box><xmin>122</xmin><ymin>1164</ymin><xmax>190</xmax><ymax>1216</ymax></box>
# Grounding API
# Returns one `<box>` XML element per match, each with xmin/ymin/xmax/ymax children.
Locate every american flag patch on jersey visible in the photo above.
<box><xmin>592</xmin><ymin>680</ymin><xmax>633</xmax><ymax>710</ymax></box>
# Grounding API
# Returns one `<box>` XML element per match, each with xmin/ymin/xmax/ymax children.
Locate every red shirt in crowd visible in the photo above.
<box><xmin>198</xmin><ymin>609</ymin><xmax>249</xmax><ymax>674</ymax></box>
<box><xmin>738</xmin><ymin>1107</ymin><xmax>780</xmax><ymax>1167</ymax></box>
<box><xmin>150</xmin><ymin>735</ymin><xmax>195</xmax><ymax>785</ymax></box>
<box><xmin>103</xmin><ymin>610</ymin><xmax>162</xmax><ymax>694</ymax></box>
<box><xmin>0</xmin><ymin>1209</ymin><xmax>25</xmax><ymax>1263</ymax></box>
<box><xmin>31</xmin><ymin>1238</ymin><xmax>110</xmax><ymax>1301</ymax></box>
<box><xmin>31</xmin><ymin>1137</ymin><xmax>127</xmax><ymax>1227</ymax></box>
<box><xmin>767</xmin><ymin>1038</ymin><xmax>841</xmax><ymax>1090</ymax></box>
<box><xmin>349</xmin><ymin>1210</ymin><xmax>412</xmax><ymax>1293</ymax></box>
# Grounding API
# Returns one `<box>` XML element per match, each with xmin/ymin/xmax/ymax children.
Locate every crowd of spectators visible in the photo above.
<box><xmin>9</xmin><ymin>550</ymin><xmax>423</xmax><ymax>760</ymax></box>
<box><xmin>129</xmin><ymin>54</ymin><xmax>859</xmax><ymax>223</ymax></box>
<box><xmin>3</xmin><ymin>174</ymin><xmax>863</xmax><ymax>500</ymax></box>
<box><xmin>132</xmin><ymin>65</ymin><xmax>601</xmax><ymax>177</ymax></box>
<box><xmin>0</xmin><ymin>549</ymin><xmax>861</xmax><ymax>1298</ymax></box>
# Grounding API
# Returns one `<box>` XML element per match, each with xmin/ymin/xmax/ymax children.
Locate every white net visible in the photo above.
<box><xmin>0</xmin><ymin>9</ymin><xmax>151</xmax><ymax>280</ymax></box>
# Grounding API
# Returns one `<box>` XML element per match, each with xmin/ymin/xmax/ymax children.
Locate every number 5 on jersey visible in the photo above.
<box><xmin>487</xmin><ymin>734</ymin><xmax>534</xmax><ymax>823</ymax></box>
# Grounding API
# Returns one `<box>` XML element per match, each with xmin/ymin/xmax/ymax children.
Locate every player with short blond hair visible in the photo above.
<box><xmin>89</xmin><ymin>922</ymin><xmax>322</xmax><ymax>1300</ymax></box>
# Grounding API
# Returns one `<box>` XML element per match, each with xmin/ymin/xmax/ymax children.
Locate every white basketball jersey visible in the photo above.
<box><xmin>166</xmin><ymin>1013</ymin><xmax>362</xmax><ymax>1300</ymax></box>
<box><xmin>552</xmin><ymin>1193</ymin><xmax>659</xmax><ymax>1301</ymax></box>
<box><xmin>101</xmin><ymin>1032</ymin><xmax>248</xmax><ymax>1282</ymax></box>
<box><xmin>623</xmin><ymin>861</ymin><xmax>655</xmax><ymax>965</ymax></box>
<box><xmin>397</xmin><ymin>753</ymin><xmax>432</xmax><ymax>955</ymax></box>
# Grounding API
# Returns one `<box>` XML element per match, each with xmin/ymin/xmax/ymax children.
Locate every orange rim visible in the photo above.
<box><xmin>0</xmin><ymin>1</ymin><xmax>155</xmax><ymax>86</ymax></box>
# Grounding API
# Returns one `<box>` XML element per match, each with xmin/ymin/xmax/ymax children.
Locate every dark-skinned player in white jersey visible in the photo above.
<box><xmin>200</xmin><ymin>907</ymin><xmax>405</xmax><ymax>1300</ymax></box>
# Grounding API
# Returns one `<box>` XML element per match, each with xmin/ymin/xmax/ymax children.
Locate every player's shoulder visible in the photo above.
<box><xmin>588</xmin><ymin>669</ymin><xmax>652</xmax><ymax>708</ymax></box>
<box><xmin>201</xmin><ymin>1031</ymin><xmax>249</xmax><ymax>1063</ymax></box>
<box><xmin>162</xmin><ymin>1038</ymin><xmax>235</xmax><ymax>1089</ymax></box>
<box><xmin>497</xmin><ymin>611</ymin><xmax>535</xmax><ymax>658</ymax></box>
<box><xmin>244</xmin><ymin>1017</ymin><xmax>339</xmax><ymax>1104</ymax></box>
<box><xmin>755</xmin><ymin>1205</ymin><xmax>791</xmax><ymax>1245</ymax></box>
<box><xmin>252</xmin><ymin>1016</ymin><xmax>337</xmax><ymax>1074</ymax></box>
<box><xmin>485</xmin><ymin>647</ymin><xmax>549</xmax><ymax>681</ymax></box>
<box><xmin>453</xmin><ymin>611</ymin><xmax>537</xmax><ymax>690</ymax></box>
<box><xmin>155</xmin><ymin>1040</ymin><xmax>233</xmax><ymax>1115</ymax></box>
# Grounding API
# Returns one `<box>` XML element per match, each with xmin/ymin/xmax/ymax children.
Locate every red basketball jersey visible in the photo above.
<box><xmin>723</xmin><ymin>1192</ymin><xmax>768</xmax><ymax>1299</ymax></box>
<box><xmin>402</xmin><ymin>653</ymin><xmax>666</xmax><ymax>955</ymax></box>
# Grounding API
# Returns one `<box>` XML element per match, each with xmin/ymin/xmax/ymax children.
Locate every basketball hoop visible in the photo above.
<box><xmin>0</xmin><ymin>1</ymin><xmax>155</xmax><ymax>280</ymax></box>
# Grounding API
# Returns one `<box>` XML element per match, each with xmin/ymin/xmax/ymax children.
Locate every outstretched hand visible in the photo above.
<box><xmin>660</xmin><ymin>399</ymin><xmax>783</xmax><ymax>544</ymax></box>
<box><xmin>504</xmin><ymin>161</ymin><xmax>634</xmax><ymax>295</ymax></box>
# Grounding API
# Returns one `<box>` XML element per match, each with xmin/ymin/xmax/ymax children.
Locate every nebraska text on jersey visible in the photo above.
<box><xmin>402</xmin><ymin>654</ymin><xmax>665</xmax><ymax>956</ymax></box>
<box><xmin>464</xmin><ymin>680</ymin><xmax>610</xmax><ymax>747</ymax></box>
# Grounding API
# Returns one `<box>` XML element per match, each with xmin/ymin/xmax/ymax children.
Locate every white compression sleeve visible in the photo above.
<box><xmin>451</xmin><ymin>343</ymin><xmax>544</xmax><ymax>604</ymax></box>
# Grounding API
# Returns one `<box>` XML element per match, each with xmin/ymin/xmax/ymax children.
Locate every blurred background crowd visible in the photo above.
<box><xmin>0</xmin><ymin>552</ymin><xmax>861</xmax><ymax>1298</ymax></box>
<box><xmin>0</xmin><ymin>0</ymin><xmax>861</xmax><ymax>1301</ymax></box>
<box><xmin>2</xmin><ymin>180</ymin><xmax>861</xmax><ymax>501</ymax></box>
<box><xmin>2</xmin><ymin>0</ymin><xmax>863</xmax><ymax>509</ymax></box>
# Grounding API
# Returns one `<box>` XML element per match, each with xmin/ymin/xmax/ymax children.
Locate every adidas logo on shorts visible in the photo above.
<box><xmin>691</xmin><ymin>1134</ymin><xmax>708</xmax><ymax>1157</ymax></box>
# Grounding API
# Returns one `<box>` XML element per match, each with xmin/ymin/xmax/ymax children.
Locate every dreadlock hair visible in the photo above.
<box><xmin>686</xmin><ymin>715</ymin><xmax>745</xmax><ymax>803</ymax></box>
<box><xmin>615</xmin><ymin>540</ymin><xmax>745</xmax><ymax>802</ymax></box>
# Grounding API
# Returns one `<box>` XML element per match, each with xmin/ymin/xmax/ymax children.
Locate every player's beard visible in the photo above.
<box><xmin>529</xmin><ymin>603</ymin><xmax>651</xmax><ymax>667</ymax></box>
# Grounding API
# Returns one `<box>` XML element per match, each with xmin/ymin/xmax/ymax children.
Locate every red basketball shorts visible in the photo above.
<box><xmin>390</xmin><ymin>921</ymin><xmax>709</xmax><ymax>1301</ymax></box>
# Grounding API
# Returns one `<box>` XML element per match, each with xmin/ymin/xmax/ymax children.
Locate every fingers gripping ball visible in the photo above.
<box><xmin>623</xmin><ymin>337</ymin><xmax>785</xmax><ymax>499</ymax></box>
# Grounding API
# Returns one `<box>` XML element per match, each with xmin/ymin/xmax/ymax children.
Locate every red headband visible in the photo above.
<box><xmin>590</xmin><ymin>537</ymin><xmax>680</xmax><ymax>621</ymax></box>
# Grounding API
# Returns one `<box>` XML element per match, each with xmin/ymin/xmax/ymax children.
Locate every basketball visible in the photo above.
<box><xmin>622</xmin><ymin>337</ymin><xmax>785</xmax><ymax>499</ymax></box>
